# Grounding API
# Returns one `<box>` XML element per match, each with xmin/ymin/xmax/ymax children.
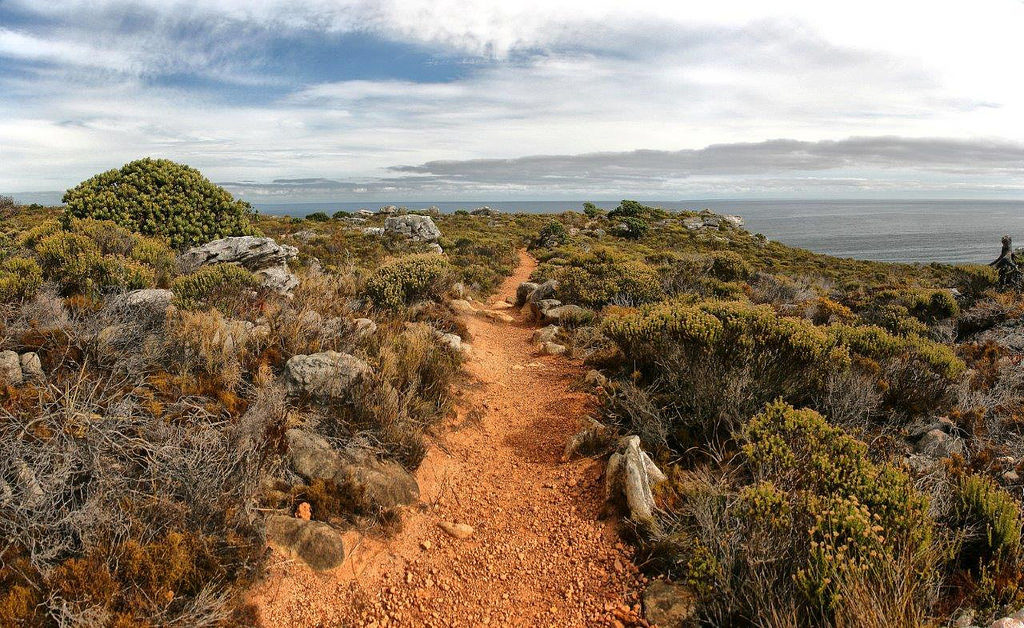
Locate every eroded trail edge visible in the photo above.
<box><xmin>252</xmin><ymin>250</ymin><xmax>643</xmax><ymax>627</ymax></box>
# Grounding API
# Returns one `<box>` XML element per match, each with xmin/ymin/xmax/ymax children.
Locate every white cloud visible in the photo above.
<box><xmin>1</xmin><ymin>0</ymin><xmax>1023</xmax><ymax>196</ymax></box>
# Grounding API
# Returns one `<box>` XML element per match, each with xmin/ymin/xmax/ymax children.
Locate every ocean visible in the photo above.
<box><xmin>255</xmin><ymin>199</ymin><xmax>1024</xmax><ymax>265</ymax></box>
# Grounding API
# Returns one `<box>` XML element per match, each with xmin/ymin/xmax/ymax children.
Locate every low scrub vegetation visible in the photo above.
<box><xmin>528</xmin><ymin>201</ymin><xmax>1024</xmax><ymax>625</ymax></box>
<box><xmin>0</xmin><ymin>179</ymin><xmax>533</xmax><ymax>625</ymax></box>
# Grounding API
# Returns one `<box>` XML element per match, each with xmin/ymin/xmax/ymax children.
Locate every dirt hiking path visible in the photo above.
<box><xmin>252</xmin><ymin>251</ymin><xmax>645</xmax><ymax>627</ymax></box>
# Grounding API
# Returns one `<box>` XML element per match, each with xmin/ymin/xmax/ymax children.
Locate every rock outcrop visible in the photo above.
<box><xmin>516</xmin><ymin>282</ymin><xmax>539</xmax><ymax>307</ymax></box>
<box><xmin>179</xmin><ymin>236</ymin><xmax>298</xmax><ymax>273</ymax></box>
<box><xmin>643</xmin><ymin>580</ymin><xmax>697</xmax><ymax>627</ymax></box>
<box><xmin>285</xmin><ymin>428</ymin><xmax>420</xmax><ymax>511</ymax></box>
<box><xmin>284</xmin><ymin>352</ymin><xmax>371</xmax><ymax>400</ymax></box>
<box><xmin>107</xmin><ymin>288</ymin><xmax>174</xmax><ymax>322</ymax></box>
<box><xmin>179</xmin><ymin>236</ymin><xmax>300</xmax><ymax>296</ymax></box>
<box><xmin>0</xmin><ymin>350</ymin><xmax>23</xmax><ymax>385</ymax></box>
<box><xmin>605</xmin><ymin>436</ymin><xmax>666</xmax><ymax>523</ymax></box>
<box><xmin>911</xmin><ymin>417</ymin><xmax>966</xmax><ymax>458</ymax></box>
<box><xmin>19</xmin><ymin>352</ymin><xmax>43</xmax><ymax>382</ymax></box>
<box><xmin>384</xmin><ymin>215</ymin><xmax>442</xmax><ymax>242</ymax></box>
<box><xmin>266</xmin><ymin>515</ymin><xmax>346</xmax><ymax>571</ymax></box>
<box><xmin>541</xmin><ymin>304</ymin><xmax>592</xmax><ymax>326</ymax></box>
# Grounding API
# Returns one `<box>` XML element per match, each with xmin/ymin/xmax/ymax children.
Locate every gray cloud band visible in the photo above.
<box><xmin>218</xmin><ymin>136</ymin><xmax>1024</xmax><ymax>197</ymax></box>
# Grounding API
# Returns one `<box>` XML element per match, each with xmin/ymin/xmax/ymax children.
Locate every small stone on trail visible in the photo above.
<box><xmin>438</xmin><ymin>521</ymin><xmax>475</xmax><ymax>539</ymax></box>
<box><xmin>296</xmin><ymin>502</ymin><xmax>312</xmax><ymax>520</ymax></box>
<box><xmin>421</xmin><ymin>540</ymin><xmax>432</xmax><ymax>550</ymax></box>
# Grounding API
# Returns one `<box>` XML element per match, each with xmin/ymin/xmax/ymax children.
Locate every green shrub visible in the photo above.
<box><xmin>608</xmin><ymin>199</ymin><xmax>665</xmax><ymax>220</ymax></box>
<box><xmin>955</xmin><ymin>473</ymin><xmax>1023</xmax><ymax>561</ymax></box>
<box><xmin>364</xmin><ymin>254</ymin><xmax>453</xmax><ymax>309</ymax></box>
<box><xmin>537</xmin><ymin>221</ymin><xmax>567</xmax><ymax>246</ymax></box>
<box><xmin>332</xmin><ymin>210</ymin><xmax>351</xmax><ymax>219</ymax></box>
<box><xmin>35</xmin><ymin>232</ymin><xmax>105</xmax><ymax>295</ymax></box>
<box><xmin>0</xmin><ymin>257</ymin><xmax>43</xmax><ymax>301</ymax></box>
<box><xmin>63</xmin><ymin>158</ymin><xmax>256</xmax><ymax>249</ymax></box>
<box><xmin>28</xmin><ymin>224</ymin><xmax>163</xmax><ymax>295</ymax></box>
<box><xmin>744</xmin><ymin>401</ymin><xmax>935</xmax><ymax>615</ymax></box>
<box><xmin>708</xmin><ymin>251</ymin><xmax>753</xmax><ymax>282</ymax></box>
<box><xmin>948</xmin><ymin>263</ymin><xmax>997</xmax><ymax>298</ymax></box>
<box><xmin>172</xmin><ymin>264</ymin><xmax>260</xmax><ymax>309</ymax></box>
<box><xmin>17</xmin><ymin>220</ymin><xmax>62</xmax><ymax>249</ymax></box>
<box><xmin>307</xmin><ymin>211</ymin><xmax>329</xmax><ymax>222</ymax></box>
<box><xmin>611</xmin><ymin>216</ymin><xmax>649</xmax><ymax>239</ymax></box>
<box><xmin>553</xmin><ymin>250</ymin><xmax>663</xmax><ymax>307</ymax></box>
<box><xmin>582</xmin><ymin>201</ymin><xmax>605</xmax><ymax>217</ymax></box>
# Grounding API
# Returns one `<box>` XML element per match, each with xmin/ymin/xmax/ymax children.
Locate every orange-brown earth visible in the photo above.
<box><xmin>250</xmin><ymin>251</ymin><xmax>646</xmax><ymax>627</ymax></box>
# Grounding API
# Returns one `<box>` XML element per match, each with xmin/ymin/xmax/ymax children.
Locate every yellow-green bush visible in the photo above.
<box><xmin>17</xmin><ymin>218</ymin><xmax>171</xmax><ymax>295</ymax></box>
<box><xmin>364</xmin><ymin>254</ymin><xmax>452</xmax><ymax>310</ymax></box>
<box><xmin>63</xmin><ymin>158</ymin><xmax>257</xmax><ymax>249</ymax></box>
<box><xmin>172</xmin><ymin>264</ymin><xmax>260</xmax><ymax>310</ymax></box>
<box><xmin>955</xmin><ymin>473</ymin><xmax>1023</xmax><ymax>561</ymax></box>
<box><xmin>0</xmin><ymin>257</ymin><xmax>42</xmax><ymax>301</ymax></box>
<box><xmin>746</xmin><ymin>402</ymin><xmax>935</xmax><ymax>616</ymax></box>
<box><xmin>34</xmin><ymin>232</ymin><xmax>152</xmax><ymax>295</ymax></box>
<box><xmin>553</xmin><ymin>250</ymin><xmax>663</xmax><ymax>307</ymax></box>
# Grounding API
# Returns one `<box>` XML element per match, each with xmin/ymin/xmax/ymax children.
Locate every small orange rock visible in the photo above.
<box><xmin>295</xmin><ymin>502</ymin><xmax>312</xmax><ymax>520</ymax></box>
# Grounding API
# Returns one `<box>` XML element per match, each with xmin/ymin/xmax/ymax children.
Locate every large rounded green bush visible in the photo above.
<box><xmin>63</xmin><ymin>158</ymin><xmax>256</xmax><ymax>250</ymax></box>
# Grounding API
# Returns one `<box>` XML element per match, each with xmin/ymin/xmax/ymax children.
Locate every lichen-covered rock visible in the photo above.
<box><xmin>541</xmin><ymin>304</ymin><xmax>592</xmax><ymax>326</ymax></box>
<box><xmin>19</xmin><ymin>352</ymin><xmax>43</xmax><ymax>382</ymax></box>
<box><xmin>266</xmin><ymin>515</ymin><xmax>346</xmax><ymax>571</ymax></box>
<box><xmin>721</xmin><ymin>214</ymin><xmax>744</xmax><ymax>228</ymax></box>
<box><xmin>284</xmin><ymin>351</ymin><xmax>371</xmax><ymax>400</ymax></box>
<box><xmin>286</xmin><ymin>429</ymin><xmax>346</xmax><ymax>481</ymax></box>
<box><xmin>532</xmin><ymin>325</ymin><xmax>560</xmax><ymax>344</ymax></box>
<box><xmin>179</xmin><ymin>236</ymin><xmax>298</xmax><ymax>273</ymax></box>
<box><xmin>351</xmin><ymin>317</ymin><xmax>377</xmax><ymax>340</ymax></box>
<box><xmin>436</xmin><ymin>331</ymin><xmax>469</xmax><ymax>354</ymax></box>
<box><xmin>384</xmin><ymin>215</ymin><xmax>442</xmax><ymax>242</ymax></box>
<box><xmin>605</xmin><ymin>435</ymin><xmax>667</xmax><ymax>523</ymax></box>
<box><xmin>285</xmin><ymin>429</ymin><xmax>420</xmax><ymax>510</ymax></box>
<box><xmin>516</xmin><ymin>282</ymin><xmax>540</xmax><ymax>306</ymax></box>
<box><xmin>108</xmin><ymin>288</ymin><xmax>174</xmax><ymax>322</ymax></box>
<box><xmin>471</xmin><ymin>206</ymin><xmax>499</xmax><ymax>217</ymax></box>
<box><xmin>450</xmin><ymin>299</ymin><xmax>475</xmax><ymax>313</ymax></box>
<box><xmin>916</xmin><ymin>428</ymin><xmax>965</xmax><ymax>457</ymax></box>
<box><xmin>563</xmin><ymin>418</ymin><xmax>614</xmax><ymax>461</ymax></box>
<box><xmin>643</xmin><ymin>580</ymin><xmax>697</xmax><ymax>628</ymax></box>
<box><xmin>256</xmin><ymin>265</ymin><xmax>299</xmax><ymax>296</ymax></box>
<box><xmin>527</xmin><ymin>280</ymin><xmax>558</xmax><ymax>304</ymax></box>
<box><xmin>523</xmin><ymin>298</ymin><xmax>562</xmax><ymax>323</ymax></box>
<box><xmin>539</xmin><ymin>341</ymin><xmax>566</xmax><ymax>356</ymax></box>
<box><xmin>342</xmin><ymin>455</ymin><xmax>420</xmax><ymax>510</ymax></box>
<box><xmin>0</xmin><ymin>350</ymin><xmax>23</xmax><ymax>385</ymax></box>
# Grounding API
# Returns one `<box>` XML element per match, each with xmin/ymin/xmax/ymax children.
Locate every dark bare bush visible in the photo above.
<box><xmin>0</xmin><ymin>375</ymin><xmax>285</xmax><ymax>625</ymax></box>
<box><xmin>748</xmin><ymin>272</ymin><xmax>819</xmax><ymax>306</ymax></box>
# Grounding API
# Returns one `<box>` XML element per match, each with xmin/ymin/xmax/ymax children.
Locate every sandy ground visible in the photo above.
<box><xmin>249</xmin><ymin>251</ymin><xmax>646</xmax><ymax>627</ymax></box>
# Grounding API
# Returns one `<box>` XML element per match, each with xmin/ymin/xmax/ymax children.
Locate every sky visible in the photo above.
<box><xmin>2</xmin><ymin>0</ymin><xmax>1024</xmax><ymax>204</ymax></box>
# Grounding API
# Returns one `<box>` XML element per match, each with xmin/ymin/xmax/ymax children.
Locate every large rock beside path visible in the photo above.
<box><xmin>285</xmin><ymin>428</ymin><xmax>420</xmax><ymax>510</ymax></box>
<box><xmin>643</xmin><ymin>580</ymin><xmax>697</xmax><ymax>627</ymax></box>
<box><xmin>284</xmin><ymin>351</ymin><xmax>371</xmax><ymax>400</ymax></box>
<box><xmin>605</xmin><ymin>435</ymin><xmax>667</xmax><ymax>523</ymax></box>
<box><xmin>384</xmin><ymin>215</ymin><xmax>442</xmax><ymax>242</ymax></box>
<box><xmin>266</xmin><ymin>515</ymin><xmax>346</xmax><ymax>571</ymax></box>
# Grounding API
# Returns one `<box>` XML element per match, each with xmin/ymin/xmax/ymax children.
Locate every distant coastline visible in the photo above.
<box><xmin>254</xmin><ymin>199</ymin><xmax>1024</xmax><ymax>265</ymax></box>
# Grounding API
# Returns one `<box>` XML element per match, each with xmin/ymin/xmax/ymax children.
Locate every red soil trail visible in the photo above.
<box><xmin>250</xmin><ymin>250</ymin><xmax>646</xmax><ymax>627</ymax></box>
